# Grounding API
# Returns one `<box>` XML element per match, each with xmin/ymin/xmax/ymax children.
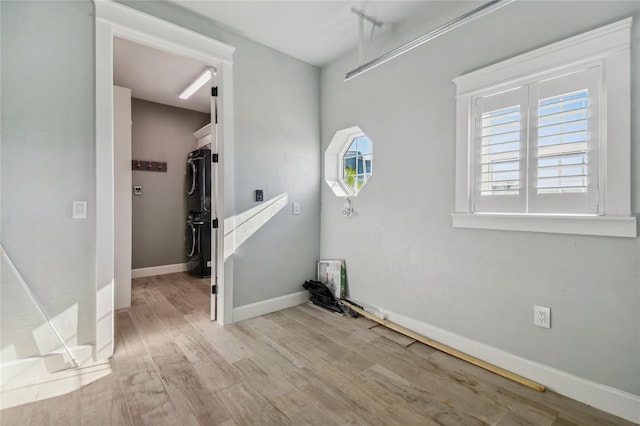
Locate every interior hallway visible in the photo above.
<box><xmin>0</xmin><ymin>272</ymin><xmax>633</xmax><ymax>425</ymax></box>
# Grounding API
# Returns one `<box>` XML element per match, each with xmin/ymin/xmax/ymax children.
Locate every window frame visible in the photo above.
<box><xmin>452</xmin><ymin>18</ymin><xmax>636</xmax><ymax>238</ymax></box>
<box><xmin>325</xmin><ymin>126</ymin><xmax>373</xmax><ymax>197</ymax></box>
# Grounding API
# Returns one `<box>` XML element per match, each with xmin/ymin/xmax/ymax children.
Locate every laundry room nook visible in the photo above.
<box><xmin>112</xmin><ymin>36</ymin><xmax>216</xmax><ymax>312</ymax></box>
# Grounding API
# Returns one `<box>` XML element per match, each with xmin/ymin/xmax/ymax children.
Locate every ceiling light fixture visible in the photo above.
<box><xmin>179</xmin><ymin>68</ymin><xmax>212</xmax><ymax>100</ymax></box>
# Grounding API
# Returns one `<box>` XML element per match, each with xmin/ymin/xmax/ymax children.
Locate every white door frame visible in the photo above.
<box><xmin>94</xmin><ymin>0</ymin><xmax>235</xmax><ymax>359</ymax></box>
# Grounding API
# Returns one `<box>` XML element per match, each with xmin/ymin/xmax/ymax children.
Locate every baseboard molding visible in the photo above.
<box><xmin>233</xmin><ymin>291</ymin><xmax>309</xmax><ymax>323</ymax></box>
<box><xmin>351</xmin><ymin>299</ymin><xmax>640</xmax><ymax>424</ymax></box>
<box><xmin>0</xmin><ymin>345</ymin><xmax>94</xmax><ymax>388</ymax></box>
<box><xmin>131</xmin><ymin>263</ymin><xmax>188</xmax><ymax>279</ymax></box>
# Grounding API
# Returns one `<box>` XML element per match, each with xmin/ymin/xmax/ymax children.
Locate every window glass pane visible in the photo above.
<box><xmin>479</xmin><ymin>105</ymin><xmax>521</xmax><ymax>196</ymax></box>
<box><xmin>341</xmin><ymin>134</ymin><xmax>373</xmax><ymax>195</ymax></box>
<box><xmin>536</xmin><ymin>89</ymin><xmax>589</xmax><ymax>194</ymax></box>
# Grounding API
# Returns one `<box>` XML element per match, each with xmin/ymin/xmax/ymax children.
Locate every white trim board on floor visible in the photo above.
<box><xmin>0</xmin><ymin>345</ymin><xmax>94</xmax><ymax>389</ymax></box>
<box><xmin>232</xmin><ymin>291</ymin><xmax>309</xmax><ymax>322</ymax></box>
<box><xmin>131</xmin><ymin>263</ymin><xmax>188</xmax><ymax>279</ymax></box>
<box><xmin>350</xmin><ymin>299</ymin><xmax>640</xmax><ymax>424</ymax></box>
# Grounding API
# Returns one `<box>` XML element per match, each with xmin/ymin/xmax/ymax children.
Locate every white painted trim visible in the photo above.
<box><xmin>131</xmin><ymin>263</ymin><xmax>188</xmax><ymax>279</ymax></box>
<box><xmin>453</xmin><ymin>18</ymin><xmax>632</xmax><ymax>95</ymax></box>
<box><xmin>453</xmin><ymin>18</ymin><xmax>633</xmax><ymax>234</ymax></box>
<box><xmin>94</xmin><ymin>1</ymin><xmax>235</xmax><ymax>65</ymax></box>
<box><xmin>452</xmin><ymin>213</ymin><xmax>637</xmax><ymax>238</ymax></box>
<box><xmin>232</xmin><ymin>291</ymin><xmax>309</xmax><ymax>323</ymax></box>
<box><xmin>351</xmin><ymin>299</ymin><xmax>640</xmax><ymax>424</ymax></box>
<box><xmin>94</xmin><ymin>0</ymin><xmax>236</xmax><ymax>359</ymax></box>
<box><xmin>218</xmin><ymin>60</ymin><xmax>234</xmax><ymax>325</ymax></box>
<box><xmin>95</xmin><ymin>18</ymin><xmax>115</xmax><ymax>360</ymax></box>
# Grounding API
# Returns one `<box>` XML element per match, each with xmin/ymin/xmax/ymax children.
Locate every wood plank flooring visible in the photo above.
<box><xmin>0</xmin><ymin>272</ymin><xmax>634</xmax><ymax>425</ymax></box>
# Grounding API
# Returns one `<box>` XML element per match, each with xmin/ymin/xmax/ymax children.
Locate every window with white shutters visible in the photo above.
<box><xmin>452</xmin><ymin>19</ymin><xmax>634</xmax><ymax>237</ymax></box>
<box><xmin>472</xmin><ymin>67</ymin><xmax>599</xmax><ymax>215</ymax></box>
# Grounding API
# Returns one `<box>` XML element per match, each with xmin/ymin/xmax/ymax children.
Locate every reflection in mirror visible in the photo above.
<box><xmin>342</xmin><ymin>135</ymin><xmax>373</xmax><ymax>196</ymax></box>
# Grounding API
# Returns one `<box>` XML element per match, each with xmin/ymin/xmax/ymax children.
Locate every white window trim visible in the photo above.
<box><xmin>325</xmin><ymin>126</ymin><xmax>367</xmax><ymax>197</ymax></box>
<box><xmin>452</xmin><ymin>18</ymin><xmax>636</xmax><ymax>238</ymax></box>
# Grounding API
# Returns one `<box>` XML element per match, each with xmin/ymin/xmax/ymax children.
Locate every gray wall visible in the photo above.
<box><xmin>1</xmin><ymin>0</ymin><xmax>321</xmax><ymax>363</ymax></box>
<box><xmin>1</xmin><ymin>1</ymin><xmax>96</xmax><ymax>360</ymax></box>
<box><xmin>320</xmin><ymin>1</ymin><xmax>640</xmax><ymax>395</ymax></box>
<box><xmin>130</xmin><ymin>98</ymin><xmax>208</xmax><ymax>269</ymax></box>
<box><xmin>118</xmin><ymin>1</ymin><xmax>321</xmax><ymax>307</ymax></box>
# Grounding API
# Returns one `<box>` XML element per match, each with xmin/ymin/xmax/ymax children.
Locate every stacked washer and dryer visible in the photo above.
<box><xmin>185</xmin><ymin>147</ymin><xmax>212</xmax><ymax>278</ymax></box>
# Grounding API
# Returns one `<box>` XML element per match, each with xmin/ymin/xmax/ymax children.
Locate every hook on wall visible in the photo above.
<box><xmin>131</xmin><ymin>160</ymin><xmax>167</xmax><ymax>172</ymax></box>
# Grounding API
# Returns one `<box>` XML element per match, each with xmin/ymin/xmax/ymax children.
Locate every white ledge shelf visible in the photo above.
<box><xmin>451</xmin><ymin>213</ymin><xmax>637</xmax><ymax>238</ymax></box>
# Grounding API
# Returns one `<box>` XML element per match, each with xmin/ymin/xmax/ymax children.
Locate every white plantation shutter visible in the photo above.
<box><xmin>471</xmin><ymin>67</ymin><xmax>600</xmax><ymax>215</ymax></box>
<box><xmin>528</xmin><ymin>67</ymin><xmax>599</xmax><ymax>214</ymax></box>
<box><xmin>454</xmin><ymin>19</ymin><xmax>632</xmax><ymax>236</ymax></box>
<box><xmin>474</xmin><ymin>87</ymin><xmax>527</xmax><ymax>213</ymax></box>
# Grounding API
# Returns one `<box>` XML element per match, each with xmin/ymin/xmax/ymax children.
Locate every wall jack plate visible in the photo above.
<box><xmin>534</xmin><ymin>305</ymin><xmax>551</xmax><ymax>329</ymax></box>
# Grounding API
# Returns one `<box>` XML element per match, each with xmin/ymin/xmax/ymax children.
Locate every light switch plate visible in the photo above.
<box><xmin>72</xmin><ymin>201</ymin><xmax>87</xmax><ymax>219</ymax></box>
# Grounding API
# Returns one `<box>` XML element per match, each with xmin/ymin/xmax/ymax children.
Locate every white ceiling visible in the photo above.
<box><xmin>167</xmin><ymin>1</ymin><xmax>438</xmax><ymax>67</ymax></box>
<box><xmin>113</xmin><ymin>1</ymin><xmax>451</xmax><ymax>112</ymax></box>
<box><xmin>113</xmin><ymin>37</ymin><xmax>212</xmax><ymax>113</ymax></box>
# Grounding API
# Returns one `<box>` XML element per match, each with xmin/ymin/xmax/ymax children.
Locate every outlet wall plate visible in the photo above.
<box><xmin>534</xmin><ymin>305</ymin><xmax>551</xmax><ymax>328</ymax></box>
<box><xmin>255</xmin><ymin>189</ymin><xmax>264</xmax><ymax>202</ymax></box>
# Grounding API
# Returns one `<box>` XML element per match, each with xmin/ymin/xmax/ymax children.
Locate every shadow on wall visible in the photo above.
<box><xmin>0</xmin><ymin>253</ymin><xmax>80</xmax><ymax>366</ymax></box>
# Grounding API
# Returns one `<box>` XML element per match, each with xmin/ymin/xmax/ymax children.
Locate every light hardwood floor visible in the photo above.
<box><xmin>0</xmin><ymin>272</ymin><xmax>633</xmax><ymax>425</ymax></box>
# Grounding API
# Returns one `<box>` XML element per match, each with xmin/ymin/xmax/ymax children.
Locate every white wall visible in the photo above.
<box><xmin>1</xmin><ymin>0</ymin><xmax>321</xmax><ymax>362</ymax></box>
<box><xmin>320</xmin><ymin>1</ymin><xmax>640</xmax><ymax>397</ymax></box>
<box><xmin>113</xmin><ymin>86</ymin><xmax>132</xmax><ymax>310</ymax></box>
<box><xmin>130</xmin><ymin>98</ymin><xmax>208</xmax><ymax>269</ymax></box>
<box><xmin>1</xmin><ymin>1</ymin><xmax>96</xmax><ymax>358</ymax></box>
<box><xmin>118</xmin><ymin>1</ymin><xmax>321</xmax><ymax>308</ymax></box>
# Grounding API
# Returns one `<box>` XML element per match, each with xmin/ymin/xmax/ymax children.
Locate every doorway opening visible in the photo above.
<box><xmin>112</xmin><ymin>35</ymin><xmax>218</xmax><ymax>320</ymax></box>
<box><xmin>95</xmin><ymin>1</ymin><xmax>235</xmax><ymax>360</ymax></box>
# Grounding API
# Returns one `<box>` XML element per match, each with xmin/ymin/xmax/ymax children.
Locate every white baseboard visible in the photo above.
<box><xmin>233</xmin><ymin>291</ymin><xmax>308</xmax><ymax>322</ymax></box>
<box><xmin>131</xmin><ymin>263</ymin><xmax>188</xmax><ymax>279</ymax></box>
<box><xmin>351</xmin><ymin>299</ymin><xmax>640</xmax><ymax>424</ymax></box>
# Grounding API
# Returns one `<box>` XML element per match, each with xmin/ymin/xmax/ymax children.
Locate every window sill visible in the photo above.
<box><xmin>451</xmin><ymin>213</ymin><xmax>637</xmax><ymax>238</ymax></box>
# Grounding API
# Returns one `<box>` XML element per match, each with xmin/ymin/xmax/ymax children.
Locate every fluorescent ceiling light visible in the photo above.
<box><xmin>179</xmin><ymin>69</ymin><xmax>211</xmax><ymax>99</ymax></box>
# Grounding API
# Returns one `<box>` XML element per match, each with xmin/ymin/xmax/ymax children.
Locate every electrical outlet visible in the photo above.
<box><xmin>292</xmin><ymin>202</ymin><xmax>300</xmax><ymax>215</ymax></box>
<box><xmin>534</xmin><ymin>305</ymin><xmax>551</xmax><ymax>329</ymax></box>
<box><xmin>255</xmin><ymin>190</ymin><xmax>264</xmax><ymax>202</ymax></box>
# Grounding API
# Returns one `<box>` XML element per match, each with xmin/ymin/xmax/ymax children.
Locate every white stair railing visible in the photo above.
<box><xmin>0</xmin><ymin>244</ymin><xmax>79</xmax><ymax>368</ymax></box>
